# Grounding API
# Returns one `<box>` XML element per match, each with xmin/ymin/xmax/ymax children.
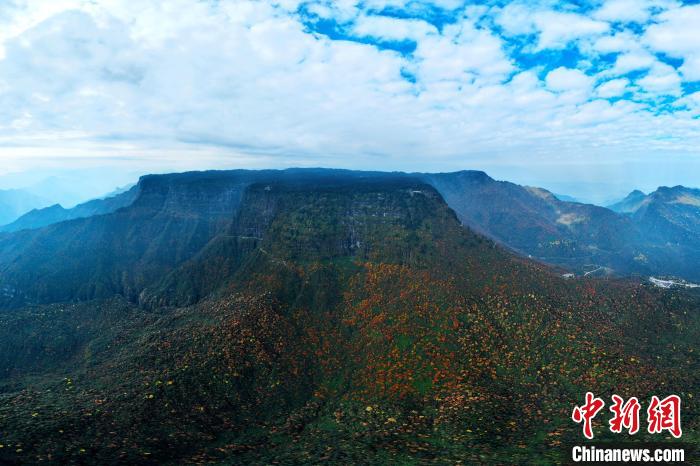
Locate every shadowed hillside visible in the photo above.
<box><xmin>425</xmin><ymin>171</ymin><xmax>700</xmax><ymax>281</ymax></box>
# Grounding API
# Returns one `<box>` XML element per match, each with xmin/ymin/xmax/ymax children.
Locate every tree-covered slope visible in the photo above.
<box><xmin>0</xmin><ymin>172</ymin><xmax>697</xmax><ymax>465</ymax></box>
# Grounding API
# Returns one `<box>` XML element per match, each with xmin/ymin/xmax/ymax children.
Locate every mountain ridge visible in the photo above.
<box><xmin>0</xmin><ymin>168</ymin><xmax>698</xmax><ymax>312</ymax></box>
<box><xmin>0</xmin><ymin>185</ymin><xmax>140</xmax><ymax>233</ymax></box>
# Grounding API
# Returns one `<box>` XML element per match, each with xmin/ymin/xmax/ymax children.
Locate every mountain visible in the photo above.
<box><xmin>1</xmin><ymin>170</ymin><xmax>698</xmax><ymax>308</ymax></box>
<box><xmin>424</xmin><ymin>172</ymin><xmax>700</xmax><ymax>281</ymax></box>
<box><xmin>0</xmin><ymin>185</ymin><xmax>140</xmax><ymax>233</ymax></box>
<box><xmin>0</xmin><ymin>168</ymin><xmax>697</xmax><ymax>464</ymax></box>
<box><xmin>0</xmin><ymin>169</ymin><xmax>411</xmax><ymax>309</ymax></box>
<box><xmin>605</xmin><ymin>186</ymin><xmax>700</xmax><ymax>280</ymax></box>
<box><xmin>1</xmin><ymin>170</ymin><xmax>699</xmax><ymax>311</ymax></box>
<box><xmin>422</xmin><ymin>171</ymin><xmax>647</xmax><ymax>277</ymax></box>
<box><xmin>608</xmin><ymin>189</ymin><xmax>648</xmax><ymax>213</ymax></box>
<box><xmin>0</xmin><ymin>189</ymin><xmax>48</xmax><ymax>225</ymax></box>
<box><xmin>628</xmin><ymin>186</ymin><xmax>700</xmax><ymax>280</ymax></box>
<box><xmin>632</xmin><ymin>186</ymin><xmax>700</xmax><ymax>240</ymax></box>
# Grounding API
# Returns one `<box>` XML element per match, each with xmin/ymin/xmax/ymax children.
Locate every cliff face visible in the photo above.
<box><xmin>0</xmin><ymin>170</ymin><xmax>473</xmax><ymax>309</ymax></box>
<box><xmin>0</xmin><ymin>172</ymin><xmax>256</xmax><ymax>308</ymax></box>
<box><xmin>132</xmin><ymin>171</ymin><xmax>250</xmax><ymax>218</ymax></box>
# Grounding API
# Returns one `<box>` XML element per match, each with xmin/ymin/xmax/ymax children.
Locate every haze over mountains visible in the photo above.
<box><xmin>0</xmin><ymin>185</ymin><xmax>139</xmax><ymax>233</ymax></box>
<box><xmin>0</xmin><ymin>169</ymin><xmax>142</xmax><ymax>226</ymax></box>
<box><xmin>0</xmin><ymin>168</ymin><xmax>697</xmax><ymax>464</ymax></box>
<box><xmin>0</xmin><ymin>189</ymin><xmax>48</xmax><ymax>225</ymax></box>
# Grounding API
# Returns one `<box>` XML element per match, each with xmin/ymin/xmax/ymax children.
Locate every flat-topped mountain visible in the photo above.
<box><xmin>0</xmin><ymin>167</ymin><xmax>698</xmax><ymax>464</ymax></box>
<box><xmin>1</xmin><ymin>169</ymin><xmax>699</xmax><ymax>312</ymax></box>
<box><xmin>0</xmin><ymin>170</ymin><xmax>467</xmax><ymax>308</ymax></box>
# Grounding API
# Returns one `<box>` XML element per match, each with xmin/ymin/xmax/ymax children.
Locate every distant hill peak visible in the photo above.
<box><xmin>608</xmin><ymin>189</ymin><xmax>649</xmax><ymax>214</ymax></box>
<box><xmin>454</xmin><ymin>170</ymin><xmax>493</xmax><ymax>181</ymax></box>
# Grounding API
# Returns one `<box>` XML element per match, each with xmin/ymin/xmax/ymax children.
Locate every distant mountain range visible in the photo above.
<box><xmin>0</xmin><ymin>189</ymin><xmax>48</xmax><ymax>225</ymax></box>
<box><xmin>0</xmin><ymin>185</ymin><xmax>139</xmax><ymax>233</ymax></box>
<box><xmin>425</xmin><ymin>171</ymin><xmax>700</xmax><ymax>281</ymax></box>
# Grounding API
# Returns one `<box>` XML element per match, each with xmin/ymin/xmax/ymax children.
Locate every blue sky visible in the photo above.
<box><xmin>1</xmin><ymin>0</ymin><xmax>700</xmax><ymax>203</ymax></box>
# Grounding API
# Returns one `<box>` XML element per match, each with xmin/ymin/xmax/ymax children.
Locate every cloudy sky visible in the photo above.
<box><xmin>1</xmin><ymin>0</ymin><xmax>700</xmax><ymax>202</ymax></box>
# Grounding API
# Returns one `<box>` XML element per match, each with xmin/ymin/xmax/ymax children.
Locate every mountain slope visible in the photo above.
<box><xmin>0</xmin><ymin>171</ymin><xmax>254</xmax><ymax>308</ymax></box>
<box><xmin>0</xmin><ymin>170</ymin><xmax>697</xmax><ymax>464</ymax></box>
<box><xmin>424</xmin><ymin>171</ymin><xmax>700</xmax><ymax>281</ymax></box>
<box><xmin>633</xmin><ymin>186</ymin><xmax>700</xmax><ymax>241</ymax></box>
<box><xmin>423</xmin><ymin>171</ymin><xmax>647</xmax><ymax>276</ymax></box>
<box><xmin>629</xmin><ymin>186</ymin><xmax>700</xmax><ymax>280</ymax></box>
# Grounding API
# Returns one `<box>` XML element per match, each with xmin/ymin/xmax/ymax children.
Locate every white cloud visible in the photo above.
<box><xmin>351</xmin><ymin>15</ymin><xmax>437</xmax><ymax>42</ymax></box>
<box><xmin>678</xmin><ymin>91</ymin><xmax>700</xmax><ymax>116</ymax></box>
<box><xmin>596</xmin><ymin>78</ymin><xmax>630</xmax><ymax>98</ymax></box>
<box><xmin>636</xmin><ymin>63</ymin><xmax>682</xmax><ymax>96</ymax></box>
<box><xmin>494</xmin><ymin>3</ymin><xmax>537</xmax><ymax>36</ymax></box>
<box><xmin>413</xmin><ymin>19</ymin><xmax>514</xmax><ymax>84</ymax></box>
<box><xmin>0</xmin><ymin>0</ymin><xmax>698</xmax><ymax>185</ymax></box>
<box><xmin>533</xmin><ymin>11</ymin><xmax>610</xmax><ymax>50</ymax></box>
<box><xmin>545</xmin><ymin>67</ymin><xmax>593</xmax><ymax>93</ymax></box>
<box><xmin>591</xmin><ymin>32</ymin><xmax>639</xmax><ymax>54</ymax></box>
<box><xmin>609</xmin><ymin>51</ymin><xmax>658</xmax><ymax>75</ymax></box>
<box><xmin>644</xmin><ymin>4</ymin><xmax>700</xmax><ymax>82</ymax></box>
<box><xmin>496</xmin><ymin>6</ymin><xmax>610</xmax><ymax>50</ymax></box>
<box><xmin>679</xmin><ymin>55</ymin><xmax>700</xmax><ymax>82</ymax></box>
<box><xmin>594</xmin><ymin>0</ymin><xmax>653</xmax><ymax>23</ymax></box>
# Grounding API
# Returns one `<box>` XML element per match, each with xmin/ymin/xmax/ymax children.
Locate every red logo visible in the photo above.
<box><xmin>647</xmin><ymin>395</ymin><xmax>682</xmax><ymax>438</ymax></box>
<box><xmin>572</xmin><ymin>393</ymin><xmax>681</xmax><ymax>439</ymax></box>
<box><xmin>609</xmin><ymin>395</ymin><xmax>641</xmax><ymax>435</ymax></box>
<box><xmin>572</xmin><ymin>392</ymin><xmax>605</xmax><ymax>439</ymax></box>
